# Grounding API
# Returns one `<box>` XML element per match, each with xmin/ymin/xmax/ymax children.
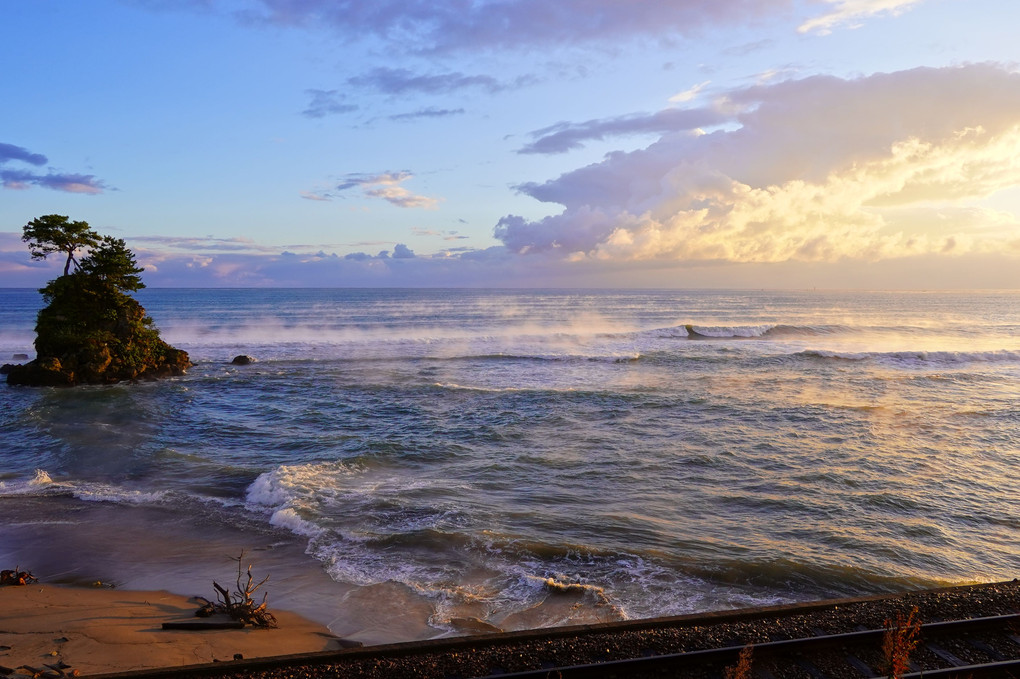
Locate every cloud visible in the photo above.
<box><xmin>128</xmin><ymin>235</ymin><xmax>273</xmax><ymax>253</ymax></box>
<box><xmin>332</xmin><ymin>171</ymin><xmax>441</xmax><ymax>209</ymax></box>
<box><xmin>348</xmin><ymin>67</ymin><xmax>511</xmax><ymax>95</ymax></box>
<box><xmin>668</xmin><ymin>81</ymin><xmax>711</xmax><ymax>104</ymax></box>
<box><xmin>519</xmin><ymin>107</ymin><xmax>727</xmax><ymax>154</ymax></box>
<box><xmin>392</xmin><ymin>243</ymin><xmax>415</xmax><ymax>259</ymax></box>
<box><xmin>496</xmin><ymin>64</ymin><xmax>1020</xmax><ymax>266</ymax></box>
<box><xmin>0</xmin><ymin>143</ymin><xmax>47</xmax><ymax>166</ymax></box>
<box><xmin>413</xmin><ymin>228</ymin><xmax>469</xmax><ymax>241</ymax></box>
<box><xmin>302</xmin><ymin>89</ymin><xmax>358</xmax><ymax>118</ymax></box>
<box><xmin>235</xmin><ymin>1</ymin><xmax>776</xmax><ymax>52</ymax></box>
<box><xmin>389</xmin><ymin>107</ymin><xmax>466</xmax><ymax>122</ymax></box>
<box><xmin>798</xmin><ymin>0</ymin><xmax>924</xmax><ymax>35</ymax></box>
<box><xmin>722</xmin><ymin>39</ymin><xmax>776</xmax><ymax>57</ymax></box>
<box><xmin>0</xmin><ymin>142</ymin><xmax>107</xmax><ymax>193</ymax></box>
<box><xmin>3</xmin><ymin>227</ymin><xmax>1016</xmax><ymax>289</ymax></box>
<box><xmin>1</xmin><ymin>170</ymin><xmax>107</xmax><ymax>193</ymax></box>
<box><xmin>300</xmin><ymin>190</ymin><xmax>331</xmax><ymax>201</ymax></box>
<box><xmin>220</xmin><ymin>0</ymin><xmax>911</xmax><ymax>53</ymax></box>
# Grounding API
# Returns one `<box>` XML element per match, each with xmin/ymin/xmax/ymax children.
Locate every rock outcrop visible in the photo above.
<box><xmin>5</xmin><ymin>224</ymin><xmax>190</xmax><ymax>387</ymax></box>
<box><xmin>5</xmin><ymin>284</ymin><xmax>191</xmax><ymax>386</ymax></box>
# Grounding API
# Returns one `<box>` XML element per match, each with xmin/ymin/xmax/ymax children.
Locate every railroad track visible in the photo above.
<box><xmin>491</xmin><ymin>612</ymin><xmax>1020</xmax><ymax>679</ymax></box>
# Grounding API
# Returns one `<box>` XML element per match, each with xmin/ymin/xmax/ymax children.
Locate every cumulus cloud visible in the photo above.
<box><xmin>214</xmin><ymin>0</ymin><xmax>916</xmax><ymax>53</ymax></box>
<box><xmin>0</xmin><ymin>142</ymin><xmax>107</xmax><ymax>193</ymax></box>
<box><xmin>131</xmin><ymin>244</ymin><xmax>518</xmax><ymax>287</ymax></box>
<box><xmin>392</xmin><ymin>243</ymin><xmax>416</xmax><ymax>258</ymax></box>
<box><xmin>496</xmin><ymin>64</ymin><xmax>1020</xmax><ymax>266</ymax></box>
<box><xmin>798</xmin><ymin>0</ymin><xmax>924</xmax><ymax>35</ymax></box>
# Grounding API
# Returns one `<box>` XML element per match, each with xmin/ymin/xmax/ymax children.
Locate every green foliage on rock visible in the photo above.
<box><xmin>5</xmin><ymin>215</ymin><xmax>191</xmax><ymax>387</ymax></box>
<box><xmin>22</xmin><ymin>214</ymin><xmax>101</xmax><ymax>276</ymax></box>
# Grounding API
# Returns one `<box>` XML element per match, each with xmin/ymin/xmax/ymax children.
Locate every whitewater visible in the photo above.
<box><xmin>1</xmin><ymin>288</ymin><xmax>1017</xmax><ymax>642</ymax></box>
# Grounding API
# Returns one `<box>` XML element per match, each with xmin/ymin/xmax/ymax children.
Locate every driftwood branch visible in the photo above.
<box><xmin>194</xmin><ymin>552</ymin><xmax>277</xmax><ymax>628</ymax></box>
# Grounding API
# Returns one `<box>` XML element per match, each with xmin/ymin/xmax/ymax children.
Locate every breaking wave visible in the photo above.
<box><xmin>0</xmin><ymin>469</ymin><xmax>170</xmax><ymax>504</ymax></box>
<box><xmin>798</xmin><ymin>349</ymin><xmax>1020</xmax><ymax>366</ymax></box>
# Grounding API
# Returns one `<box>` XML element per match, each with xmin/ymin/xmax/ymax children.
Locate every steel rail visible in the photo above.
<box><xmin>488</xmin><ymin>612</ymin><xmax>1020</xmax><ymax>678</ymax></box>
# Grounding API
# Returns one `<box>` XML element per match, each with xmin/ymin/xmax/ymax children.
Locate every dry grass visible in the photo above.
<box><xmin>724</xmin><ymin>644</ymin><xmax>754</xmax><ymax>679</ymax></box>
<box><xmin>882</xmin><ymin>605</ymin><xmax>921</xmax><ymax>679</ymax></box>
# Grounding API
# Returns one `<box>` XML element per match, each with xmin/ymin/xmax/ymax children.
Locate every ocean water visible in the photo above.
<box><xmin>1</xmin><ymin>288</ymin><xmax>1018</xmax><ymax>640</ymax></box>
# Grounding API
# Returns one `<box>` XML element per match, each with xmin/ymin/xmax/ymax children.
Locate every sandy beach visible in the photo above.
<box><xmin>0</xmin><ymin>584</ymin><xmax>345</xmax><ymax>676</ymax></box>
<box><xmin>2</xmin><ymin>578</ymin><xmax>1018</xmax><ymax>678</ymax></box>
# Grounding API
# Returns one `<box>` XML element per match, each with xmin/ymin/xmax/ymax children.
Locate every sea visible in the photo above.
<box><xmin>1</xmin><ymin>288</ymin><xmax>1017</xmax><ymax>642</ymax></box>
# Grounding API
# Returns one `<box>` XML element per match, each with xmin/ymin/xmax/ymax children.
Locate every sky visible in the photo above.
<box><xmin>2</xmin><ymin>0</ymin><xmax>1019</xmax><ymax>288</ymax></box>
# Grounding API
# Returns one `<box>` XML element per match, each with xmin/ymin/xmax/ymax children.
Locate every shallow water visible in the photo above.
<box><xmin>1</xmin><ymin>288</ymin><xmax>1017</xmax><ymax>641</ymax></box>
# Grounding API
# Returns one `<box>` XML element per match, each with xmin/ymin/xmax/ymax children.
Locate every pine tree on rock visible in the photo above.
<box><xmin>5</xmin><ymin>216</ymin><xmax>191</xmax><ymax>386</ymax></box>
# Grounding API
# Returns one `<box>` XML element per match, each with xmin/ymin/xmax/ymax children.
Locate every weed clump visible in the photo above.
<box><xmin>723</xmin><ymin>644</ymin><xmax>754</xmax><ymax>679</ymax></box>
<box><xmin>882</xmin><ymin>605</ymin><xmax>921</xmax><ymax>679</ymax></box>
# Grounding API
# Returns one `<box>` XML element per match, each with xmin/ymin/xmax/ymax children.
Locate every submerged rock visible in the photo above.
<box><xmin>5</xmin><ymin>357</ymin><xmax>74</xmax><ymax>386</ymax></box>
<box><xmin>231</xmin><ymin>355</ymin><xmax>256</xmax><ymax>365</ymax></box>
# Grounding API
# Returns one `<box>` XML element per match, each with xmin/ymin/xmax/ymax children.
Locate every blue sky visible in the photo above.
<box><xmin>2</xmin><ymin>0</ymin><xmax>1018</xmax><ymax>288</ymax></box>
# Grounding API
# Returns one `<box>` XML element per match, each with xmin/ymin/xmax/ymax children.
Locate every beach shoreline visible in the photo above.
<box><xmin>0</xmin><ymin>583</ymin><xmax>345</xmax><ymax>676</ymax></box>
<box><xmin>0</xmin><ymin>495</ymin><xmax>448</xmax><ymax>647</ymax></box>
<box><xmin>3</xmin><ymin>579</ymin><xmax>1017</xmax><ymax>678</ymax></box>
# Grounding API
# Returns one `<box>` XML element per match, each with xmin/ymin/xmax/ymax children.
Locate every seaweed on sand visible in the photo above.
<box><xmin>0</xmin><ymin>567</ymin><xmax>38</xmax><ymax>586</ymax></box>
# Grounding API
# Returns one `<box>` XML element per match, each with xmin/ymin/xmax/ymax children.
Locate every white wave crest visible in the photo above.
<box><xmin>269</xmin><ymin>507</ymin><xmax>324</xmax><ymax>537</ymax></box>
<box><xmin>0</xmin><ymin>470</ymin><xmax>169</xmax><ymax>506</ymax></box>
<box><xmin>0</xmin><ymin>469</ymin><xmax>65</xmax><ymax>497</ymax></box>
<box><xmin>245</xmin><ymin>462</ymin><xmax>364</xmax><ymax>542</ymax></box>
<box><xmin>688</xmin><ymin>324</ymin><xmax>774</xmax><ymax>338</ymax></box>
<box><xmin>246</xmin><ymin>462</ymin><xmax>359</xmax><ymax>508</ymax></box>
<box><xmin>801</xmin><ymin>349</ymin><xmax>1020</xmax><ymax>365</ymax></box>
<box><xmin>72</xmin><ymin>485</ymin><xmax>169</xmax><ymax>504</ymax></box>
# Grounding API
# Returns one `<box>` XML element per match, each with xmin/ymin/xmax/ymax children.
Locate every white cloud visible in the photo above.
<box><xmin>668</xmin><ymin>81</ymin><xmax>711</xmax><ymax>104</ymax></box>
<box><xmin>313</xmin><ymin>171</ymin><xmax>441</xmax><ymax>209</ymax></box>
<box><xmin>798</xmin><ymin>0</ymin><xmax>925</xmax><ymax>36</ymax></box>
<box><xmin>497</xmin><ymin>64</ymin><xmax>1020</xmax><ymax>266</ymax></box>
